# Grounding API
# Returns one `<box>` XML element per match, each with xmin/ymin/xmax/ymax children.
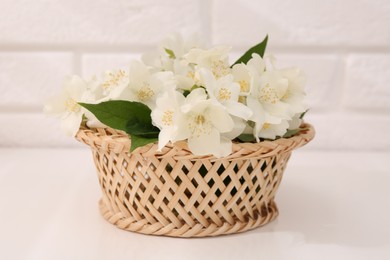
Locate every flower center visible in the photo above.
<box><xmin>262</xmin><ymin>123</ymin><xmax>271</xmax><ymax>130</ymax></box>
<box><xmin>211</xmin><ymin>60</ymin><xmax>230</xmax><ymax>79</ymax></box>
<box><xmin>188</xmin><ymin>114</ymin><xmax>211</xmax><ymax>137</ymax></box>
<box><xmin>137</xmin><ymin>84</ymin><xmax>155</xmax><ymax>102</ymax></box>
<box><xmin>195</xmin><ymin>115</ymin><xmax>205</xmax><ymax>125</ymax></box>
<box><xmin>218</xmin><ymin>88</ymin><xmax>231</xmax><ymax>101</ymax></box>
<box><xmin>162</xmin><ymin>110</ymin><xmax>174</xmax><ymax>126</ymax></box>
<box><xmin>238</xmin><ymin>80</ymin><xmax>249</xmax><ymax>103</ymax></box>
<box><xmin>101</xmin><ymin>70</ymin><xmax>127</xmax><ymax>91</ymax></box>
<box><xmin>239</xmin><ymin>80</ymin><xmax>249</xmax><ymax>93</ymax></box>
<box><xmin>238</xmin><ymin>96</ymin><xmax>246</xmax><ymax>104</ymax></box>
<box><xmin>64</xmin><ymin>98</ymin><xmax>80</xmax><ymax>113</ymax></box>
<box><xmin>259</xmin><ymin>84</ymin><xmax>279</xmax><ymax>104</ymax></box>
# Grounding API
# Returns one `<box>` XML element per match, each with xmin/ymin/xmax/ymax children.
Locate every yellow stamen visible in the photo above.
<box><xmin>259</xmin><ymin>84</ymin><xmax>279</xmax><ymax>104</ymax></box>
<box><xmin>137</xmin><ymin>84</ymin><xmax>155</xmax><ymax>102</ymax></box>
<box><xmin>262</xmin><ymin>123</ymin><xmax>271</xmax><ymax>130</ymax></box>
<box><xmin>238</xmin><ymin>96</ymin><xmax>247</xmax><ymax>103</ymax></box>
<box><xmin>238</xmin><ymin>80</ymin><xmax>249</xmax><ymax>93</ymax></box>
<box><xmin>64</xmin><ymin>98</ymin><xmax>80</xmax><ymax>112</ymax></box>
<box><xmin>162</xmin><ymin>110</ymin><xmax>174</xmax><ymax>126</ymax></box>
<box><xmin>101</xmin><ymin>70</ymin><xmax>127</xmax><ymax>90</ymax></box>
<box><xmin>188</xmin><ymin>114</ymin><xmax>211</xmax><ymax>138</ymax></box>
<box><xmin>195</xmin><ymin>115</ymin><xmax>205</xmax><ymax>125</ymax></box>
<box><xmin>218</xmin><ymin>88</ymin><xmax>231</xmax><ymax>101</ymax></box>
<box><xmin>211</xmin><ymin>60</ymin><xmax>230</xmax><ymax>78</ymax></box>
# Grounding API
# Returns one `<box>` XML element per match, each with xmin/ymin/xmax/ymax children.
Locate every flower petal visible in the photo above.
<box><xmin>85</xmin><ymin>110</ymin><xmax>106</xmax><ymax>128</ymax></box>
<box><xmin>223</xmin><ymin>116</ymin><xmax>246</xmax><ymax>139</ymax></box>
<box><xmin>217</xmin><ymin>137</ymin><xmax>232</xmax><ymax>157</ymax></box>
<box><xmin>172</xmin><ymin>116</ymin><xmax>191</xmax><ymax>141</ymax></box>
<box><xmin>188</xmin><ymin>128</ymin><xmax>220</xmax><ymax>156</ymax></box>
<box><xmin>246</xmin><ymin>96</ymin><xmax>265</xmax><ymax>126</ymax></box>
<box><xmin>61</xmin><ymin>112</ymin><xmax>83</xmax><ymax>137</ymax></box>
<box><xmin>225</xmin><ymin>101</ymin><xmax>253</xmax><ymax>120</ymax></box>
<box><xmin>207</xmin><ymin>105</ymin><xmax>234</xmax><ymax>133</ymax></box>
<box><xmin>65</xmin><ymin>75</ymin><xmax>88</xmax><ymax>100</ymax></box>
<box><xmin>129</xmin><ymin>60</ymin><xmax>150</xmax><ymax>83</ymax></box>
<box><xmin>158</xmin><ymin>128</ymin><xmax>173</xmax><ymax>151</ymax></box>
<box><xmin>258</xmin><ymin>119</ymin><xmax>289</xmax><ymax>139</ymax></box>
<box><xmin>247</xmin><ymin>53</ymin><xmax>266</xmax><ymax>75</ymax></box>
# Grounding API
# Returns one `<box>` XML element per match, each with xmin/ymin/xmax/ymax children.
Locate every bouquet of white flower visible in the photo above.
<box><xmin>45</xmin><ymin>34</ymin><xmax>308</xmax><ymax>158</ymax></box>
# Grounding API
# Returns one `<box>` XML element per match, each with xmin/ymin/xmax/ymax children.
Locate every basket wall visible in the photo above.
<box><xmin>76</xmin><ymin>124</ymin><xmax>315</xmax><ymax>237</ymax></box>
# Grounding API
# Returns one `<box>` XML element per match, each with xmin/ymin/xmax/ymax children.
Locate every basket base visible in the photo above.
<box><xmin>98</xmin><ymin>199</ymin><xmax>279</xmax><ymax>238</ymax></box>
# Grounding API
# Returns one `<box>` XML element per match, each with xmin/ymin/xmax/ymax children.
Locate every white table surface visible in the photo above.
<box><xmin>0</xmin><ymin>148</ymin><xmax>389</xmax><ymax>260</ymax></box>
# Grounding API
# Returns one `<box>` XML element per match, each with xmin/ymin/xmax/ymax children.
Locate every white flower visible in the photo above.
<box><xmin>279</xmin><ymin>68</ymin><xmax>307</xmax><ymax>115</ymax></box>
<box><xmin>142</xmin><ymin>33</ymin><xmax>205</xmax><ymax>72</ymax></box>
<box><xmin>246</xmin><ymin>67</ymin><xmax>288</xmax><ymax>141</ymax></box>
<box><xmin>174</xmin><ymin>45</ymin><xmax>232</xmax><ymax>91</ymax></box>
<box><xmin>252</xmin><ymin>70</ymin><xmax>291</xmax><ymax>118</ymax></box>
<box><xmin>244</xmin><ymin>54</ymin><xmax>308</xmax><ymax>142</ymax></box>
<box><xmin>246</xmin><ymin>53</ymin><xmax>266</xmax><ymax>76</ymax></box>
<box><xmin>201</xmin><ymin>69</ymin><xmax>253</xmax><ymax>121</ymax></box>
<box><xmin>184</xmin><ymin>46</ymin><xmax>231</xmax><ymax>79</ymax></box>
<box><xmin>95</xmin><ymin>69</ymin><xmax>130</xmax><ymax>101</ymax></box>
<box><xmin>121</xmin><ymin>61</ymin><xmax>177</xmax><ymax>109</ymax></box>
<box><xmin>257</xmin><ymin>119</ymin><xmax>289</xmax><ymax>140</ymax></box>
<box><xmin>223</xmin><ymin>116</ymin><xmax>248</xmax><ymax>140</ymax></box>
<box><xmin>151</xmin><ymin>90</ymin><xmax>185</xmax><ymax>150</ymax></box>
<box><xmin>44</xmin><ymin>75</ymin><xmax>89</xmax><ymax>136</ymax></box>
<box><xmin>172</xmin><ymin>60</ymin><xmax>201</xmax><ymax>90</ymax></box>
<box><xmin>162</xmin><ymin>33</ymin><xmax>206</xmax><ymax>59</ymax></box>
<box><xmin>68</xmin><ymin>76</ymin><xmax>108</xmax><ymax>129</ymax></box>
<box><xmin>232</xmin><ymin>63</ymin><xmax>252</xmax><ymax>101</ymax></box>
<box><xmin>246</xmin><ymin>95</ymin><xmax>282</xmax><ymax>142</ymax></box>
<box><xmin>142</xmin><ymin>49</ymin><xmax>174</xmax><ymax>73</ymax></box>
<box><xmin>175</xmin><ymin>88</ymin><xmax>234</xmax><ymax>157</ymax></box>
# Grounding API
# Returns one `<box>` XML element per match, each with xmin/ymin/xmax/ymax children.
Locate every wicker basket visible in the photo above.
<box><xmin>76</xmin><ymin>123</ymin><xmax>314</xmax><ymax>237</ymax></box>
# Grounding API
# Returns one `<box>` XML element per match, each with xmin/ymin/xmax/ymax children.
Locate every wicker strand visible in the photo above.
<box><xmin>99</xmin><ymin>199</ymin><xmax>279</xmax><ymax>237</ymax></box>
<box><xmin>76</xmin><ymin>124</ymin><xmax>315</xmax><ymax>160</ymax></box>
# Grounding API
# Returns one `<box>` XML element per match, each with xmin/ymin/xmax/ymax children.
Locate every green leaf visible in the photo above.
<box><xmin>237</xmin><ymin>134</ymin><xmax>256</xmax><ymax>142</ymax></box>
<box><xmin>232</xmin><ymin>35</ymin><xmax>268</xmax><ymax>66</ymax></box>
<box><xmin>183</xmin><ymin>85</ymin><xmax>203</xmax><ymax>97</ymax></box>
<box><xmin>283</xmin><ymin>129</ymin><xmax>301</xmax><ymax>138</ymax></box>
<box><xmin>125</xmin><ymin>118</ymin><xmax>159</xmax><ymax>138</ymax></box>
<box><xmin>190</xmin><ymin>84</ymin><xmax>201</xmax><ymax>91</ymax></box>
<box><xmin>79</xmin><ymin>101</ymin><xmax>159</xmax><ymax>136</ymax></box>
<box><xmin>164</xmin><ymin>48</ymin><xmax>176</xmax><ymax>59</ymax></box>
<box><xmin>300</xmin><ymin>109</ymin><xmax>309</xmax><ymax>119</ymax></box>
<box><xmin>130</xmin><ymin>135</ymin><xmax>158</xmax><ymax>152</ymax></box>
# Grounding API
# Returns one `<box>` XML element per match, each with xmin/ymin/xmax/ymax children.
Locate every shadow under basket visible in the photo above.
<box><xmin>76</xmin><ymin>123</ymin><xmax>315</xmax><ymax>238</ymax></box>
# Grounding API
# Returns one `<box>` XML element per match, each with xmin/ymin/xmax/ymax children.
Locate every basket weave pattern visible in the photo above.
<box><xmin>76</xmin><ymin>124</ymin><xmax>314</xmax><ymax>237</ymax></box>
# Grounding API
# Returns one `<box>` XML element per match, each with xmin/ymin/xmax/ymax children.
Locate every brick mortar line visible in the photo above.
<box><xmin>1</xmin><ymin>107</ymin><xmax>389</xmax><ymax>116</ymax></box>
<box><xmin>0</xmin><ymin>44</ymin><xmax>154</xmax><ymax>53</ymax></box>
<box><xmin>253</xmin><ymin>46</ymin><xmax>390</xmax><ymax>54</ymax></box>
<box><xmin>1</xmin><ymin>44</ymin><xmax>390</xmax><ymax>54</ymax></box>
<box><xmin>307</xmin><ymin>109</ymin><xmax>390</xmax><ymax>116</ymax></box>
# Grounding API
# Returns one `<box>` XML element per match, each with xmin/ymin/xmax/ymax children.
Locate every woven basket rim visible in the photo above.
<box><xmin>75</xmin><ymin>123</ymin><xmax>315</xmax><ymax>160</ymax></box>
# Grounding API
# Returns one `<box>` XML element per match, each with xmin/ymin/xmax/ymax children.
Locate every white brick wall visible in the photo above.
<box><xmin>1</xmin><ymin>0</ymin><xmax>389</xmax><ymax>151</ymax></box>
